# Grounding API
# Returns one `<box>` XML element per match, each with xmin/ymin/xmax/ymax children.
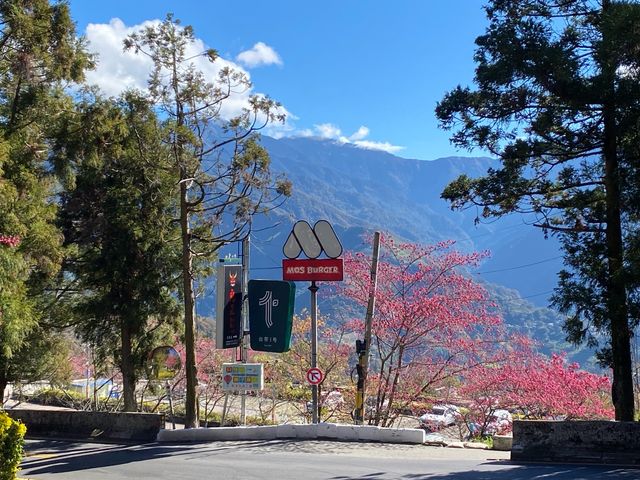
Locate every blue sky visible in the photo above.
<box><xmin>68</xmin><ymin>1</ymin><xmax>489</xmax><ymax>160</ymax></box>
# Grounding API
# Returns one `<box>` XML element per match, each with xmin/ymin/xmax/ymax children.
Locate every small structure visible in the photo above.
<box><xmin>69</xmin><ymin>378</ymin><xmax>119</xmax><ymax>399</ymax></box>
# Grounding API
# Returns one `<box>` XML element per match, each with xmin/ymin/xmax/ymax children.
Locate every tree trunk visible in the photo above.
<box><xmin>0</xmin><ymin>368</ymin><xmax>7</xmax><ymax>406</ymax></box>
<box><xmin>120</xmin><ymin>318</ymin><xmax>137</xmax><ymax>412</ymax></box>
<box><xmin>601</xmin><ymin>2</ymin><xmax>635</xmax><ymax>419</ymax></box>
<box><xmin>603</xmin><ymin>114</ymin><xmax>635</xmax><ymax>421</ymax></box>
<box><xmin>181</xmin><ymin>179</ymin><xmax>199</xmax><ymax>428</ymax></box>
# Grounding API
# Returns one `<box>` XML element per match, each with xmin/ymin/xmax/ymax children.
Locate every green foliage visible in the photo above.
<box><xmin>436</xmin><ymin>0</ymin><xmax>640</xmax><ymax>420</ymax></box>
<box><xmin>0</xmin><ymin>0</ymin><xmax>91</xmax><ymax>400</ymax></box>
<box><xmin>28</xmin><ymin>388</ymin><xmax>87</xmax><ymax>410</ymax></box>
<box><xmin>0</xmin><ymin>411</ymin><xmax>26</xmax><ymax>480</ymax></box>
<box><xmin>55</xmin><ymin>93</ymin><xmax>181</xmax><ymax>411</ymax></box>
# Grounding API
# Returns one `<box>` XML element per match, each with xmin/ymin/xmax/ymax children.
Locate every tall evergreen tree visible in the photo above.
<box><xmin>436</xmin><ymin>0</ymin><xmax>640</xmax><ymax>420</ymax></box>
<box><xmin>124</xmin><ymin>15</ymin><xmax>291</xmax><ymax>427</ymax></box>
<box><xmin>0</xmin><ymin>0</ymin><xmax>91</xmax><ymax>400</ymax></box>
<box><xmin>56</xmin><ymin>92</ymin><xmax>181</xmax><ymax>411</ymax></box>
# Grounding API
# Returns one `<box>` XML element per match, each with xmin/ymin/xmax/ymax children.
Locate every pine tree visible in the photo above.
<box><xmin>55</xmin><ymin>92</ymin><xmax>181</xmax><ymax>411</ymax></box>
<box><xmin>0</xmin><ymin>0</ymin><xmax>91</xmax><ymax>400</ymax></box>
<box><xmin>436</xmin><ymin>0</ymin><xmax>640</xmax><ymax>420</ymax></box>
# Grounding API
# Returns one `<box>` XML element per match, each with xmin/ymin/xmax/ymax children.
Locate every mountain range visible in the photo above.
<box><xmin>203</xmin><ymin>135</ymin><xmax>592</xmax><ymax>366</ymax></box>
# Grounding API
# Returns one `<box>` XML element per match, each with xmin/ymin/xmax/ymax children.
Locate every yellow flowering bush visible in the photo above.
<box><xmin>0</xmin><ymin>411</ymin><xmax>26</xmax><ymax>480</ymax></box>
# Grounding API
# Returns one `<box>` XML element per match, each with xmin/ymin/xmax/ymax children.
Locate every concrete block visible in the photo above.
<box><xmin>447</xmin><ymin>441</ymin><xmax>465</xmax><ymax>448</ymax></box>
<box><xmin>463</xmin><ymin>441</ymin><xmax>488</xmax><ymax>450</ymax></box>
<box><xmin>316</xmin><ymin>423</ymin><xmax>338</xmax><ymax>439</ymax></box>
<box><xmin>247</xmin><ymin>425</ymin><xmax>277</xmax><ymax>440</ymax></box>
<box><xmin>356</xmin><ymin>425</ymin><xmax>382</xmax><ymax>442</ymax></box>
<box><xmin>334</xmin><ymin>424</ymin><xmax>359</xmax><ymax>441</ymax></box>
<box><xmin>378</xmin><ymin>427</ymin><xmax>425</xmax><ymax>444</ymax></box>
<box><xmin>157</xmin><ymin>428</ymin><xmax>190</xmax><ymax>442</ymax></box>
<box><xmin>492</xmin><ymin>435</ymin><xmax>512</xmax><ymax>451</ymax></box>
<box><xmin>424</xmin><ymin>433</ymin><xmax>446</xmax><ymax>446</ymax></box>
<box><xmin>294</xmin><ymin>424</ymin><xmax>318</xmax><ymax>440</ymax></box>
<box><xmin>276</xmin><ymin>424</ymin><xmax>299</xmax><ymax>439</ymax></box>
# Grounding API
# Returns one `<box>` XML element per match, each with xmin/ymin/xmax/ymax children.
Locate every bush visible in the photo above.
<box><xmin>29</xmin><ymin>388</ymin><xmax>87</xmax><ymax>409</ymax></box>
<box><xmin>0</xmin><ymin>411</ymin><xmax>26</xmax><ymax>480</ymax></box>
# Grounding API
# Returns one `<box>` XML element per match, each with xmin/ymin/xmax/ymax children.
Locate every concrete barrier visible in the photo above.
<box><xmin>316</xmin><ymin>422</ymin><xmax>338</xmax><ymax>439</ymax></box>
<box><xmin>7</xmin><ymin>409</ymin><xmax>164</xmax><ymax>442</ymax></box>
<box><xmin>511</xmin><ymin>420</ymin><xmax>640</xmax><ymax>465</ymax></box>
<box><xmin>157</xmin><ymin>423</ymin><xmax>426</xmax><ymax>444</ymax></box>
<box><xmin>378</xmin><ymin>427</ymin><xmax>425</xmax><ymax>444</ymax></box>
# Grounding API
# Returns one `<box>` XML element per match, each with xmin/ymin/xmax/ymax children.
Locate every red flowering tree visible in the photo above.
<box><xmin>460</xmin><ymin>352</ymin><xmax>614</xmax><ymax>426</ymax></box>
<box><xmin>342</xmin><ymin>235</ymin><xmax>517</xmax><ymax>426</ymax></box>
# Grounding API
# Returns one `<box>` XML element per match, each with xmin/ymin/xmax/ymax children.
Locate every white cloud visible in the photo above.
<box><xmin>236</xmin><ymin>42</ymin><xmax>283</xmax><ymax>68</ymax></box>
<box><xmin>314</xmin><ymin>123</ymin><xmax>342</xmax><ymax>139</ymax></box>
<box><xmin>351</xmin><ymin>139</ymin><xmax>405</xmax><ymax>154</ymax></box>
<box><xmin>82</xmin><ymin>18</ymin><xmax>290</xmax><ymax>127</ymax></box>
<box><xmin>292</xmin><ymin>123</ymin><xmax>403</xmax><ymax>154</ymax></box>
<box><xmin>349</xmin><ymin>126</ymin><xmax>370</xmax><ymax>141</ymax></box>
<box><xmin>84</xmin><ymin>18</ymin><xmax>156</xmax><ymax>97</ymax></box>
<box><xmin>80</xmin><ymin>19</ymin><xmax>402</xmax><ymax>154</ymax></box>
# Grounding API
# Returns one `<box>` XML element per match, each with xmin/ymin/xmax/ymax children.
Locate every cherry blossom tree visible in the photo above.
<box><xmin>342</xmin><ymin>235</ymin><xmax>517</xmax><ymax>427</ymax></box>
<box><xmin>461</xmin><ymin>352</ymin><xmax>614</xmax><ymax>425</ymax></box>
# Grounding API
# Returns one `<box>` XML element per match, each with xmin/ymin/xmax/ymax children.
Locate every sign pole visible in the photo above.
<box><xmin>166</xmin><ymin>380</ymin><xmax>176</xmax><ymax>430</ymax></box>
<box><xmin>309</xmin><ymin>280</ymin><xmax>319</xmax><ymax>424</ymax></box>
<box><xmin>241</xmin><ymin>236</ymin><xmax>250</xmax><ymax>425</ymax></box>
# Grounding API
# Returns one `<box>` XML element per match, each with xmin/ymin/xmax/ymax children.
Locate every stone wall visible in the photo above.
<box><xmin>6</xmin><ymin>410</ymin><xmax>164</xmax><ymax>442</ymax></box>
<box><xmin>512</xmin><ymin>420</ymin><xmax>640</xmax><ymax>465</ymax></box>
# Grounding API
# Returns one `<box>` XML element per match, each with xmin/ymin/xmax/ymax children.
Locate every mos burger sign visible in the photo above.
<box><xmin>283</xmin><ymin>258</ymin><xmax>343</xmax><ymax>281</ymax></box>
<box><xmin>282</xmin><ymin>220</ymin><xmax>344</xmax><ymax>282</ymax></box>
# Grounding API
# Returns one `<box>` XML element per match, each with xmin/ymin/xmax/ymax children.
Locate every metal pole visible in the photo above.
<box><xmin>241</xmin><ymin>236</ymin><xmax>250</xmax><ymax>425</ymax></box>
<box><xmin>309</xmin><ymin>280</ymin><xmax>319</xmax><ymax>424</ymax></box>
<box><xmin>166</xmin><ymin>380</ymin><xmax>176</xmax><ymax>430</ymax></box>
<box><xmin>221</xmin><ymin>393</ymin><xmax>229</xmax><ymax>427</ymax></box>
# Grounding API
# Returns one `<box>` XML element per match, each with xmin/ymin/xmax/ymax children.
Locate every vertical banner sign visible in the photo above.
<box><xmin>216</xmin><ymin>264</ymin><xmax>243</xmax><ymax>349</ymax></box>
<box><xmin>248</xmin><ymin>280</ymin><xmax>295</xmax><ymax>352</ymax></box>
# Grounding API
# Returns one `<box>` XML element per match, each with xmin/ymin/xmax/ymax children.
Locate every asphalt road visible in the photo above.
<box><xmin>21</xmin><ymin>439</ymin><xmax>640</xmax><ymax>480</ymax></box>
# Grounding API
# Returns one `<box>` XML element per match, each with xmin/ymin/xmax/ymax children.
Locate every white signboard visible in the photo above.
<box><xmin>221</xmin><ymin>363</ymin><xmax>264</xmax><ymax>392</ymax></box>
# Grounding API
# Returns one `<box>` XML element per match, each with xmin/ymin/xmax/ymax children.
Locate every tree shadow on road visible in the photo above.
<box><xmin>330</xmin><ymin>462</ymin><xmax>640</xmax><ymax>480</ymax></box>
<box><xmin>21</xmin><ymin>438</ymin><xmax>277</xmax><ymax>476</ymax></box>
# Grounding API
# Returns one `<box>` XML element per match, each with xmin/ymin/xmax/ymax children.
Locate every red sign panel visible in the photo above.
<box><xmin>282</xmin><ymin>258</ymin><xmax>344</xmax><ymax>282</ymax></box>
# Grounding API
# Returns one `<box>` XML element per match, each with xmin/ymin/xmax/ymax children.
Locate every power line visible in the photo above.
<box><xmin>453</xmin><ymin>221</ymin><xmax>530</xmax><ymax>244</ymax></box>
<box><xmin>475</xmin><ymin>256</ymin><xmax>563</xmax><ymax>275</ymax></box>
<box><xmin>520</xmin><ymin>289</ymin><xmax>555</xmax><ymax>299</ymax></box>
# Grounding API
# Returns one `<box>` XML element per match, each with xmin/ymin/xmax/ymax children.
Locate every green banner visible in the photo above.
<box><xmin>248</xmin><ymin>280</ymin><xmax>295</xmax><ymax>352</ymax></box>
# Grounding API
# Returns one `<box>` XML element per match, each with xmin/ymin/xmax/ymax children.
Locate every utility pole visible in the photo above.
<box><xmin>354</xmin><ymin>232</ymin><xmax>380</xmax><ymax>424</ymax></box>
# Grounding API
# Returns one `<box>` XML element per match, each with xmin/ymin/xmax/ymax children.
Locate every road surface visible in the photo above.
<box><xmin>21</xmin><ymin>439</ymin><xmax>640</xmax><ymax>480</ymax></box>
